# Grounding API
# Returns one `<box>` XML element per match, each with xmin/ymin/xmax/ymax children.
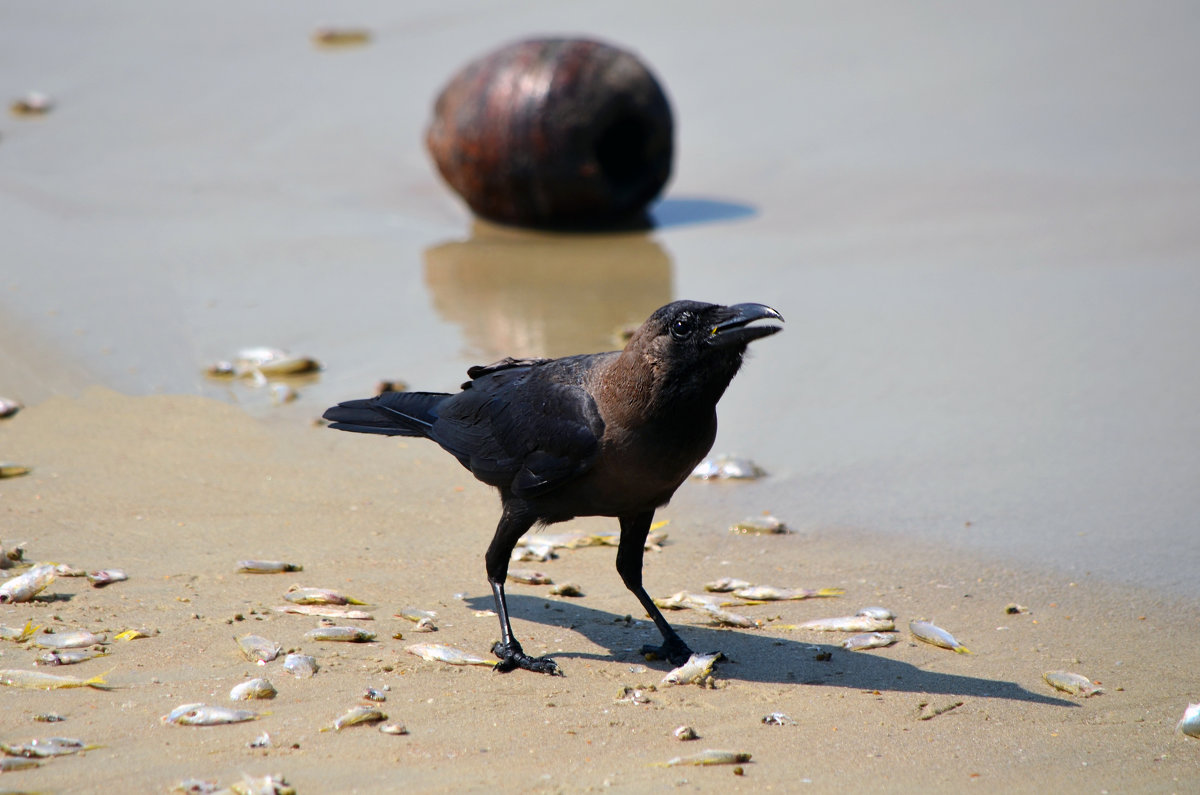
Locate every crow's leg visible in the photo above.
<box><xmin>484</xmin><ymin>506</ymin><xmax>561</xmax><ymax>675</ymax></box>
<box><xmin>617</xmin><ymin>511</ymin><xmax>694</xmax><ymax>665</ymax></box>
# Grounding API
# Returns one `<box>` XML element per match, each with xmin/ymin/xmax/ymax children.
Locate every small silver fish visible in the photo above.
<box><xmin>304</xmin><ymin>626</ymin><xmax>376</xmax><ymax>643</ymax></box>
<box><xmin>512</xmin><ymin>545</ymin><xmax>556</xmax><ymax>562</ymax></box>
<box><xmin>704</xmin><ymin>577</ymin><xmax>753</xmax><ymax>593</ymax></box>
<box><xmin>780</xmin><ymin>616</ymin><xmax>896</xmax><ymax>632</ymax></box>
<box><xmin>662</xmin><ymin>652</ymin><xmax>722</xmax><ymax>686</ymax></box>
<box><xmin>0</xmin><ymin>668</ymin><xmax>109</xmax><ymax>690</ymax></box>
<box><xmin>654</xmin><ymin>591</ymin><xmax>731</xmax><ymax>611</ymax></box>
<box><xmin>691</xmin><ymin>455</ymin><xmax>765</xmax><ymax>480</ymax></box>
<box><xmin>235</xmin><ymin>634</ymin><xmax>282</xmax><ymax>663</ymax></box>
<box><xmin>673</xmin><ymin>725</ymin><xmax>698</xmax><ymax>740</ymax></box>
<box><xmin>1</xmin><ymin>756</ymin><xmax>40</xmax><ymax>771</ymax></box>
<box><xmin>0</xmin><ymin>563</ymin><xmax>56</xmax><ymax>603</ymax></box>
<box><xmin>0</xmin><ymin>462</ymin><xmax>32</xmax><ymax>479</ymax></box>
<box><xmin>733</xmin><ymin>585</ymin><xmax>844</xmax><ymax>601</ymax></box>
<box><xmin>86</xmin><ymin>569</ymin><xmax>127</xmax><ymax>587</ymax></box>
<box><xmin>697</xmin><ymin>604</ymin><xmax>762</xmax><ymax>629</ymax></box>
<box><xmin>379</xmin><ymin>722</ymin><xmax>408</xmax><ymax>735</ymax></box>
<box><xmin>162</xmin><ymin>703</ymin><xmax>260</xmax><ymax>726</ymax></box>
<box><xmin>549</xmin><ymin>582</ymin><xmax>583</xmax><ymax>597</ymax></box>
<box><xmin>0</xmin><ymin>736</ymin><xmax>99</xmax><ymax>757</ymax></box>
<box><xmin>37</xmin><ymin>648</ymin><xmax>109</xmax><ymax>666</ymax></box>
<box><xmin>238</xmin><ymin>560</ymin><xmax>303</xmax><ymax>573</ymax></box>
<box><xmin>1043</xmin><ymin>670</ymin><xmax>1103</xmax><ymax>697</ymax></box>
<box><xmin>762</xmin><ymin>712</ymin><xmax>795</xmax><ymax>726</ymax></box>
<box><xmin>406</xmin><ymin>642</ymin><xmax>498</xmax><ymax>668</ymax></box>
<box><xmin>856</xmin><ymin>606</ymin><xmax>896</xmax><ymax>620</ymax></box>
<box><xmin>228</xmin><ymin>773</ymin><xmax>294</xmax><ymax>794</ymax></box>
<box><xmin>729</xmin><ymin>515</ymin><xmax>787</xmax><ymax>535</ymax></box>
<box><xmin>283</xmin><ymin>586</ymin><xmax>366</xmax><ymax>605</ymax></box>
<box><xmin>207</xmin><ymin>347</ymin><xmax>320</xmax><ymax>379</ymax></box>
<box><xmin>1177</xmin><ymin>703</ymin><xmax>1200</xmax><ymax>738</ymax></box>
<box><xmin>397</xmin><ymin>607</ymin><xmax>438</xmax><ymax>631</ymax></box>
<box><xmin>364</xmin><ymin>687</ymin><xmax>387</xmax><ymax>702</ymax></box>
<box><xmin>587</xmin><ymin>529</ymin><xmax>669</xmax><ymax>551</ymax></box>
<box><xmin>0</xmin><ymin>619</ymin><xmax>39</xmax><ymax>643</ymax></box>
<box><xmin>282</xmin><ymin>653</ymin><xmax>319</xmax><ymax>678</ymax></box>
<box><xmin>30</xmin><ymin>630</ymin><xmax>107</xmax><ymax>650</ymax></box>
<box><xmin>274</xmin><ymin>604</ymin><xmax>373</xmax><ymax>620</ymax></box>
<box><xmin>0</xmin><ymin>397</ymin><xmax>22</xmax><ymax>418</ymax></box>
<box><xmin>324</xmin><ymin>705</ymin><xmax>387</xmax><ymax>731</ymax></box>
<box><xmin>507</xmin><ymin>569</ymin><xmax>552</xmax><ymax>585</ymax></box>
<box><xmin>842</xmin><ymin>632</ymin><xmax>899</xmax><ymax>651</ymax></box>
<box><xmin>54</xmin><ymin>563</ymin><xmax>87</xmax><ymax>576</ymax></box>
<box><xmin>910</xmin><ymin>620</ymin><xmax>973</xmax><ymax>654</ymax></box>
<box><xmin>229</xmin><ymin>678</ymin><xmax>277</xmax><ymax>700</ymax></box>
<box><xmin>517</xmin><ymin>532</ymin><xmax>597</xmax><ymax>550</ymax></box>
<box><xmin>665</xmin><ymin>749</ymin><xmax>752</xmax><ymax>766</ymax></box>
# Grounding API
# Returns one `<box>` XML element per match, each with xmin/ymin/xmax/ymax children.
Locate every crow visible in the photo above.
<box><xmin>323</xmin><ymin>300</ymin><xmax>783</xmax><ymax>674</ymax></box>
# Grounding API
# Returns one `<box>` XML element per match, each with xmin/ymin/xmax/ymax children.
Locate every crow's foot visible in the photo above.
<box><xmin>492</xmin><ymin>640</ymin><xmax>562</xmax><ymax>675</ymax></box>
<box><xmin>640</xmin><ymin>636</ymin><xmax>694</xmax><ymax>667</ymax></box>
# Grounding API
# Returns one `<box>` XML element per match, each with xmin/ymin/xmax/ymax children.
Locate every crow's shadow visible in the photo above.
<box><xmin>470</xmin><ymin>594</ymin><xmax>1075</xmax><ymax>708</ymax></box>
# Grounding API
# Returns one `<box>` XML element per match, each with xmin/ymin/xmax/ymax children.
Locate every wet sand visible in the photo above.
<box><xmin>1</xmin><ymin>390</ymin><xmax>1197</xmax><ymax>793</ymax></box>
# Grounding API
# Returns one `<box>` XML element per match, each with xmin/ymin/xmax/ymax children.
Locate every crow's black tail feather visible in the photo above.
<box><xmin>323</xmin><ymin>391</ymin><xmax>449</xmax><ymax>437</ymax></box>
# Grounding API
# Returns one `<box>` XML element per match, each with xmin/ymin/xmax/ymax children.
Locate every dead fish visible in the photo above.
<box><xmin>842</xmin><ymin>632</ymin><xmax>899</xmax><ymax>651</ymax></box>
<box><xmin>396</xmin><ymin>607</ymin><xmax>438</xmax><ymax>631</ymax></box>
<box><xmin>364</xmin><ymin>687</ymin><xmax>387</xmax><ymax>702</ymax></box>
<box><xmin>856</xmin><ymin>606</ymin><xmax>896</xmax><ymax>620</ymax></box>
<box><xmin>673</xmin><ymin>725</ymin><xmax>698</xmax><ymax>740</ymax></box>
<box><xmin>227</xmin><ymin>773</ymin><xmax>295</xmax><ymax>794</ymax></box>
<box><xmin>304</xmin><ymin>626</ymin><xmax>376</xmax><ymax>642</ymax></box>
<box><xmin>238</xmin><ymin>560</ymin><xmax>303</xmax><ymax>573</ymax></box>
<box><xmin>762</xmin><ymin>712</ymin><xmax>795</xmax><ymax>725</ymax></box>
<box><xmin>323</xmin><ymin>706</ymin><xmax>387</xmax><ymax>731</ymax></box>
<box><xmin>162</xmin><ymin>703</ymin><xmax>260</xmax><ymax>726</ymax></box>
<box><xmin>0</xmin><ymin>619</ymin><xmax>39</xmax><ymax>643</ymax></box>
<box><xmin>507</xmin><ymin>569</ymin><xmax>552</xmax><ymax>585</ymax></box>
<box><xmin>207</xmin><ymin>347</ymin><xmax>321</xmax><ymax>379</ymax></box>
<box><xmin>54</xmin><ymin>563</ymin><xmax>87</xmax><ymax>576</ymax></box>
<box><xmin>229</xmin><ymin>678</ymin><xmax>277</xmax><ymax>700</ymax></box>
<box><xmin>0</xmin><ymin>736</ymin><xmax>99</xmax><ymax>757</ymax></box>
<box><xmin>10</xmin><ymin>91</ymin><xmax>53</xmax><ymax>116</ymax></box>
<box><xmin>1043</xmin><ymin>670</ymin><xmax>1103</xmax><ymax>697</ymax></box>
<box><xmin>512</xmin><ymin>544</ymin><xmax>556</xmax><ymax>562</ymax></box>
<box><xmin>312</xmin><ymin>27</ymin><xmax>372</xmax><ymax>47</ymax></box>
<box><xmin>664</xmin><ymin>749</ymin><xmax>752</xmax><ymax>767</ymax></box>
<box><xmin>379</xmin><ymin>722</ymin><xmax>408</xmax><ymax>735</ymax></box>
<box><xmin>86</xmin><ymin>569</ymin><xmax>127</xmax><ymax>587</ymax></box>
<box><xmin>274</xmin><ymin>604</ymin><xmax>373</xmax><ymax>620</ymax></box>
<box><xmin>730</xmin><ymin>515</ymin><xmax>787</xmax><ymax>534</ymax></box>
<box><xmin>248</xmin><ymin>731</ymin><xmax>271</xmax><ymax>749</ymax></box>
<box><xmin>29</xmin><ymin>630</ymin><xmax>107</xmax><ymax>650</ymax></box>
<box><xmin>691</xmin><ymin>454</ymin><xmax>765</xmax><ymax>480</ymax></box>
<box><xmin>910</xmin><ymin>620</ymin><xmax>973</xmax><ymax>654</ymax></box>
<box><xmin>235</xmin><ymin>634</ymin><xmax>282</xmax><ymax>663</ymax></box>
<box><xmin>733</xmin><ymin>585</ymin><xmax>844</xmax><ymax>601</ymax></box>
<box><xmin>282</xmin><ymin>653</ymin><xmax>319</xmax><ymax>678</ymax></box>
<box><xmin>33</xmin><ymin>713</ymin><xmax>66</xmax><ymax>723</ymax></box>
<box><xmin>549</xmin><ymin>582</ymin><xmax>584</xmax><ymax>597</ymax></box>
<box><xmin>0</xmin><ymin>397</ymin><xmax>22</xmax><ymax>418</ymax></box>
<box><xmin>654</xmin><ymin>591</ymin><xmax>731</xmax><ymax>611</ymax></box>
<box><xmin>704</xmin><ymin>577</ymin><xmax>753</xmax><ymax>593</ymax></box>
<box><xmin>662</xmin><ymin>651</ymin><xmax>722</xmax><ymax>686</ymax></box>
<box><xmin>1176</xmin><ymin>703</ymin><xmax>1200</xmax><ymax>738</ymax></box>
<box><xmin>406</xmin><ymin>642</ymin><xmax>497</xmax><ymax>668</ymax></box>
<box><xmin>0</xmin><ymin>563</ymin><xmax>56</xmax><ymax>603</ymax></box>
<box><xmin>779</xmin><ymin>616</ymin><xmax>896</xmax><ymax>632</ymax></box>
<box><xmin>697</xmin><ymin>604</ymin><xmax>762</xmax><ymax>629</ymax></box>
<box><xmin>0</xmin><ymin>668</ymin><xmax>109</xmax><ymax>690</ymax></box>
<box><xmin>0</xmin><ymin>756</ymin><xmax>40</xmax><ymax>771</ymax></box>
<box><xmin>517</xmin><ymin>532</ymin><xmax>597</xmax><ymax>550</ymax></box>
<box><xmin>589</xmin><ymin>529</ymin><xmax>669</xmax><ymax>551</ymax></box>
<box><xmin>0</xmin><ymin>462</ymin><xmax>33</xmax><ymax>478</ymax></box>
<box><xmin>283</xmin><ymin>586</ymin><xmax>366</xmax><ymax>605</ymax></box>
<box><xmin>36</xmin><ymin>648</ymin><xmax>109</xmax><ymax>666</ymax></box>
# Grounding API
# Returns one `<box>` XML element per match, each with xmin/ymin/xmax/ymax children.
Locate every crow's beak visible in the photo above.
<box><xmin>707</xmin><ymin>303</ymin><xmax>784</xmax><ymax>347</ymax></box>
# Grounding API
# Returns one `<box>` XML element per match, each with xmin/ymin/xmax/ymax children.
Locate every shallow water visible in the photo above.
<box><xmin>3</xmin><ymin>1</ymin><xmax>1198</xmax><ymax>597</ymax></box>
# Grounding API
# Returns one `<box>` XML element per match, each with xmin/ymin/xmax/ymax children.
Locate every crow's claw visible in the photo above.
<box><xmin>492</xmin><ymin>641</ymin><xmax>562</xmax><ymax>675</ymax></box>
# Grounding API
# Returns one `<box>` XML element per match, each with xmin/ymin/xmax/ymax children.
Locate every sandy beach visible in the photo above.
<box><xmin>3</xmin><ymin>1</ymin><xmax>1200</xmax><ymax>792</ymax></box>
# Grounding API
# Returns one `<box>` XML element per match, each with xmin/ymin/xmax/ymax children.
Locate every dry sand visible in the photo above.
<box><xmin>1</xmin><ymin>389</ymin><xmax>1196</xmax><ymax>793</ymax></box>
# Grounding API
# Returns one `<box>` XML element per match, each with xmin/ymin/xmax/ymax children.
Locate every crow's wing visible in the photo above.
<box><xmin>431</xmin><ymin>363</ymin><xmax>604</xmax><ymax>499</ymax></box>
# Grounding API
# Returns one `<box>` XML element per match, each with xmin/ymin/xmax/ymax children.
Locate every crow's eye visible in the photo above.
<box><xmin>669</xmin><ymin>313</ymin><xmax>693</xmax><ymax>341</ymax></box>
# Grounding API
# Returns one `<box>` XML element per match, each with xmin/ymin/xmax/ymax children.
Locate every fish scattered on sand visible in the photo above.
<box><xmin>396</xmin><ymin>607</ymin><xmax>438</xmax><ymax>631</ymax></box>
<box><xmin>704</xmin><ymin>577</ymin><xmax>753</xmax><ymax>593</ymax></box>
<box><xmin>762</xmin><ymin>712</ymin><xmax>795</xmax><ymax>726</ymax></box>
<box><xmin>29</xmin><ymin>630</ymin><xmax>107</xmax><ymax>650</ymax></box>
<box><xmin>779</xmin><ymin>616</ymin><xmax>896</xmax><ymax>633</ymax></box>
<box><xmin>673</xmin><ymin>725</ymin><xmax>698</xmax><ymax>740</ymax></box>
<box><xmin>691</xmin><ymin>454</ymin><xmax>765</xmax><ymax>480</ymax></box>
<box><xmin>238</xmin><ymin>560</ymin><xmax>303</xmax><ymax>574</ymax></box>
<box><xmin>697</xmin><ymin>604</ymin><xmax>762</xmax><ymax>629</ymax></box>
<box><xmin>1177</xmin><ymin>703</ymin><xmax>1200</xmax><ymax>738</ymax></box>
<box><xmin>842</xmin><ymin>632</ymin><xmax>899</xmax><ymax>651</ymax></box>
<box><xmin>0</xmin><ymin>462</ymin><xmax>32</xmax><ymax>479</ymax></box>
<box><xmin>549</xmin><ymin>582</ymin><xmax>583</xmax><ymax>597</ymax></box>
<box><xmin>323</xmin><ymin>706</ymin><xmax>387</xmax><ymax>731</ymax></box>
<box><xmin>512</xmin><ymin>545</ymin><xmax>556</xmax><ymax>562</ymax></box>
<box><xmin>1043</xmin><ymin>670</ymin><xmax>1103</xmax><ymax>697</ymax></box>
<box><xmin>733</xmin><ymin>585</ymin><xmax>844</xmax><ymax>601</ymax></box>
<box><xmin>0</xmin><ymin>620</ymin><xmax>39</xmax><ymax>643</ymax></box>
<box><xmin>729</xmin><ymin>515</ymin><xmax>787</xmax><ymax>535</ymax></box>
<box><xmin>162</xmin><ymin>703</ymin><xmax>260</xmax><ymax>726</ymax></box>
<box><xmin>653</xmin><ymin>591</ymin><xmax>733</xmax><ymax>611</ymax></box>
<box><xmin>507</xmin><ymin>569</ymin><xmax>552</xmax><ymax>585</ymax></box>
<box><xmin>406</xmin><ymin>642</ymin><xmax>498</xmax><ymax>668</ymax></box>
<box><xmin>0</xmin><ymin>397</ymin><xmax>22</xmax><ymax>418</ymax></box>
<box><xmin>274</xmin><ymin>604</ymin><xmax>373</xmax><ymax>620</ymax></box>
<box><xmin>379</xmin><ymin>722</ymin><xmax>408</xmax><ymax>735</ymax></box>
<box><xmin>1</xmin><ymin>756</ymin><xmax>40</xmax><ymax>772</ymax></box>
<box><xmin>86</xmin><ymin>569</ymin><xmax>127</xmax><ymax>587</ymax></box>
<box><xmin>664</xmin><ymin>749</ymin><xmax>752</xmax><ymax>766</ymax></box>
<box><xmin>37</xmin><ymin>648</ymin><xmax>109</xmax><ymax>666</ymax></box>
<box><xmin>0</xmin><ymin>564</ymin><xmax>56</xmax><ymax>603</ymax></box>
<box><xmin>236</xmin><ymin>634</ymin><xmax>282</xmax><ymax>663</ymax></box>
<box><xmin>282</xmin><ymin>653</ymin><xmax>319</xmax><ymax>678</ymax></box>
<box><xmin>856</xmin><ymin>606</ymin><xmax>896</xmax><ymax>620</ymax></box>
<box><xmin>662</xmin><ymin>652</ymin><xmax>722</xmax><ymax>686</ymax></box>
<box><xmin>0</xmin><ymin>668</ymin><xmax>110</xmax><ymax>690</ymax></box>
<box><xmin>283</xmin><ymin>586</ymin><xmax>366</xmax><ymax>606</ymax></box>
<box><xmin>910</xmin><ymin>620</ymin><xmax>973</xmax><ymax>654</ymax></box>
<box><xmin>0</xmin><ymin>737</ymin><xmax>99</xmax><ymax>757</ymax></box>
<box><xmin>229</xmin><ymin>678</ymin><xmax>277</xmax><ymax>701</ymax></box>
<box><xmin>206</xmin><ymin>347</ymin><xmax>321</xmax><ymax>379</ymax></box>
<box><xmin>304</xmin><ymin>626</ymin><xmax>376</xmax><ymax>643</ymax></box>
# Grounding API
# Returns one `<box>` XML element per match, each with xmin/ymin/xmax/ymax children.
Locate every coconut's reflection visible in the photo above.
<box><xmin>423</xmin><ymin>221</ymin><xmax>672</xmax><ymax>360</ymax></box>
